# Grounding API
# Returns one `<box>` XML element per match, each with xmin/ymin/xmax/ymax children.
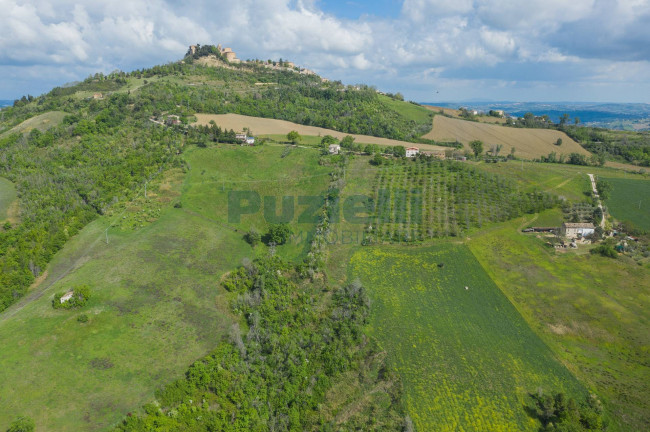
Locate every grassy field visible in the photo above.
<box><xmin>378</xmin><ymin>95</ymin><xmax>433</xmax><ymax>125</ymax></box>
<box><xmin>181</xmin><ymin>144</ymin><xmax>332</xmax><ymax>261</ymax></box>
<box><xmin>424</xmin><ymin>105</ymin><xmax>507</xmax><ymax>124</ymax></box>
<box><xmin>424</xmin><ymin>115</ymin><xmax>590</xmax><ymax>160</ymax></box>
<box><xmin>0</xmin><ymin>144</ymin><xmax>333</xmax><ymax>431</ymax></box>
<box><xmin>468</xmin><ymin>219</ymin><xmax>650</xmax><ymax>431</ymax></box>
<box><xmin>193</xmin><ymin>113</ymin><xmax>448</xmax><ymax>151</ymax></box>
<box><xmin>0</xmin><ymin>111</ymin><xmax>67</xmax><ymax>138</ymax></box>
<box><xmin>0</xmin><ymin>177</ymin><xmax>17</xmax><ymax>223</ymax></box>
<box><xmin>472</xmin><ymin>160</ymin><xmax>647</xmax><ymax>201</ymax></box>
<box><xmin>602</xmin><ymin>177</ymin><xmax>650</xmax><ymax>231</ymax></box>
<box><xmin>349</xmin><ymin>244</ymin><xmax>586</xmax><ymax>432</ymax></box>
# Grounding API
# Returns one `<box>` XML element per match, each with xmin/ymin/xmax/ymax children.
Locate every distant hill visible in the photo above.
<box><xmin>426</xmin><ymin>102</ymin><xmax>650</xmax><ymax>131</ymax></box>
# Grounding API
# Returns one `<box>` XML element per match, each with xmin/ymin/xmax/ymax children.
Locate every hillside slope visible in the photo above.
<box><xmin>194</xmin><ymin>113</ymin><xmax>448</xmax><ymax>151</ymax></box>
<box><xmin>425</xmin><ymin>115</ymin><xmax>590</xmax><ymax>159</ymax></box>
<box><xmin>0</xmin><ymin>110</ymin><xmax>67</xmax><ymax>138</ymax></box>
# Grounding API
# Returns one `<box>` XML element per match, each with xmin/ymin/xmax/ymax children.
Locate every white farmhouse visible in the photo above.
<box><xmin>406</xmin><ymin>147</ymin><xmax>419</xmax><ymax>158</ymax></box>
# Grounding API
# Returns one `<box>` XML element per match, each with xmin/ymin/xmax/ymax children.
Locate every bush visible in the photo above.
<box><xmin>6</xmin><ymin>416</ymin><xmax>34</xmax><ymax>432</ymax></box>
<box><xmin>244</xmin><ymin>228</ymin><xmax>261</xmax><ymax>246</ymax></box>
<box><xmin>77</xmin><ymin>314</ymin><xmax>89</xmax><ymax>323</ymax></box>
<box><xmin>265</xmin><ymin>223</ymin><xmax>293</xmax><ymax>245</ymax></box>
<box><xmin>591</xmin><ymin>244</ymin><xmax>617</xmax><ymax>258</ymax></box>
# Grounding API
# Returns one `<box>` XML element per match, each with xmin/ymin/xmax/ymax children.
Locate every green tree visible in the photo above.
<box><xmin>559</xmin><ymin>113</ymin><xmax>570</xmax><ymax>126</ymax></box>
<box><xmin>6</xmin><ymin>416</ymin><xmax>35</xmax><ymax>432</ymax></box>
<box><xmin>469</xmin><ymin>140</ymin><xmax>484</xmax><ymax>158</ymax></box>
<box><xmin>370</xmin><ymin>153</ymin><xmax>384</xmax><ymax>166</ymax></box>
<box><xmin>555</xmin><ymin>138</ymin><xmax>563</xmax><ymax>146</ymax></box>
<box><xmin>320</xmin><ymin>135</ymin><xmax>338</xmax><ymax>147</ymax></box>
<box><xmin>364</xmin><ymin>144</ymin><xmax>379</xmax><ymax>154</ymax></box>
<box><xmin>265</xmin><ymin>223</ymin><xmax>293</xmax><ymax>245</ymax></box>
<box><xmin>596</xmin><ymin>179</ymin><xmax>613</xmax><ymax>200</ymax></box>
<box><xmin>340</xmin><ymin>135</ymin><xmax>355</xmax><ymax>148</ymax></box>
<box><xmin>392</xmin><ymin>145</ymin><xmax>406</xmax><ymax>157</ymax></box>
<box><xmin>287</xmin><ymin>130</ymin><xmax>301</xmax><ymax>144</ymax></box>
<box><xmin>244</xmin><ymin>227</ymin><xmax>261</xmax><ymax>246</ymax></box>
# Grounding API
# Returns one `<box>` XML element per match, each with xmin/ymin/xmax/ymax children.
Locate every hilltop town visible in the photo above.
<box><xmin>186</xmin><ymin>43</ymin><xmax>322</xmax><ymax>79</ymax></box>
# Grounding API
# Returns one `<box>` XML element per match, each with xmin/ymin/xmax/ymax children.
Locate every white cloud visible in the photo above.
<box><xmin>0</xmin><ymin>0</ymin><xmax>648</xmax><ymax>102</ymax></box>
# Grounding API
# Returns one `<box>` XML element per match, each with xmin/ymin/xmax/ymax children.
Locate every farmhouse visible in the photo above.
<box><xmin>245</xmin><ymin>137</ymin><xmax>255</xmax><ymax>145</ymax></box>
<box><xmin>329</xmin><ymin>144</ymin><xmax>341</xmax><ymax>155</ymax></box>
<box><xmin>235</xmin><ymin>133</ymin><xmax>247</xmax><ymax>142</ymax></box>
<box><xmin>561</xmin><ymin>222</ymin><xmax>595</xmax><ymax>238</ymax></box>
<box><xmin>406</xmin><ymin>147</ymin><xmax>420</xmax><ymax>158</ymax></box>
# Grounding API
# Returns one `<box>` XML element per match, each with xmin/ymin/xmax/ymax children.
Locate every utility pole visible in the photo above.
<box><xmin>105</xmin><ymin>228</ymin><xmax>109</xmax><ymax>245</ymax></box>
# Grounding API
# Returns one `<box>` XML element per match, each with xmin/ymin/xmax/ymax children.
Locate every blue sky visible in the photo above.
<box><xmin>1</xmin><ymin>0</ymin><xmax>649</xmax><ymax>103</ymax></box>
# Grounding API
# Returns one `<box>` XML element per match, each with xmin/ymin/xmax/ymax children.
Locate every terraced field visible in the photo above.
<box><xmin>349</xmin><ymin>244</ymin><xmax>586</xmax><ymax>432</ymax></box>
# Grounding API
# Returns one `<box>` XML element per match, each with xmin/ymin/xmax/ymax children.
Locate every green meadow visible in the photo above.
<box><xmin>349</xmin><ymin>244</ymin><xmax>586</xmax><ymax>432</ymax></box>
<box><xmin>0</xmin><ymin>144</ymin><xmax>332</xmax><ymax>431</ymax></box>
<box><xmin>181</xmin><ymin>144</ymin><xmax>332</xmax><ymax>261</ymax></box>
<box><xmin>378</xmin><ymin>94</ymin><xmax>434</xmax><ymax>126</ymax></box>
<box><xmin>472</xmin><ymin>160</ymin><xmax>643</xmax><ymax>201</ymax></box>
<box><xmin>468</xmin><ymin>219</ymin><xmax>650</xmax><ymax>431</ymax></box>
<box><xmin>602</xmin><ymin>177</ymin><xmax>650</xmax><ymax>231</ymax></box>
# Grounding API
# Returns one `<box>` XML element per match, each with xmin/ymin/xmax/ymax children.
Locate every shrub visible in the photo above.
<box><xmin>6</xmin><ymin>416</ymin><xmax>34</xmax><ymax>432</ymax></box>
<box><xmin>244</xmin><ymin>228</ymin><xmax>261</xmax><ymax>246</ymax></box>
<box><xmin>77</xmin><ymin>314</ymin><xmax>89</xmax><ymax>323</ymax></box>
<box><xmin>591</xmin><ymin>244</ymin><xmax>617</xmax><ymax>258</ymax></box>
<box><xmin>264</xmin><ymin>223</ymin><xmax>293</xmax><ymax>245</ymax></box>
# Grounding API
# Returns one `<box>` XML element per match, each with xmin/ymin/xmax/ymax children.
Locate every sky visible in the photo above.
<box><xmin>1</xmin><ymin>0</ymin><xmax>649</xmax><ymax>103</ymax></box>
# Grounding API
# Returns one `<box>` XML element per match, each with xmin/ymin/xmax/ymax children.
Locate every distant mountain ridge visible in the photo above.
<box><xmin>424</xmin><ymin>101</ymin><xmax>650</xmax><ymax>131</ymax></box>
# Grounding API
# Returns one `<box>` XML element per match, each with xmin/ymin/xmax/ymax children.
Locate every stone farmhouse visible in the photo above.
<box><xmin>561</xmin><ymin>222</ymin><xmax>595</xmax><ymax>238</ymax></box>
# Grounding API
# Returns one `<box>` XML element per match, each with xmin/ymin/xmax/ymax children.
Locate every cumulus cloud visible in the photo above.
<box><xmin>0</xmin><ymin>0</ymin><xmax>648</xmax><ymax>101</ymax></box>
